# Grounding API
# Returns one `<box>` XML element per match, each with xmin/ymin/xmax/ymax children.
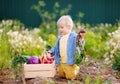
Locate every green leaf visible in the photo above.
<box><xmin>85</xmin><ymin>75</ymin><xmax>90</xmax><ymax>84</ymax></box>
<box><xmin>105</xmin><ymin>77</ymin><xmax>113</xmax><ymax>84</ymax></box>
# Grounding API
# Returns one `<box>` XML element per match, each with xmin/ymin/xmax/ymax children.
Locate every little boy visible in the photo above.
<box><xmin>48</xmin><ymin>15</ymin><xmax>79</xmax><ymax>80</ymax></box>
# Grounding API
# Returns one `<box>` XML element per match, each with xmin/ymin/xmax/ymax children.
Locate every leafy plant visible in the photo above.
<box><xmin>0</xmin><ymin>19</ymin><xmax>26</xmax><ymax>70</ymax></box>
<box><xmin>0</xmin><ymin>20</ymin><xmax>46</xmax><ymax>70</ymax></box>
<box><xmin>112</xmin><ymin>53</ymin><xmax>120</xmax><ymax>70</ymax></box>
<box><xmin>104</xmin><ymin>26</ymin><xmax>120</xmax><ymax>65</ymax></box>
<box><xmin>85</xmin><ymin>29</ymin><xmax>105</xmax><ymax>58</ymax></box>
<box><xmin>0</xmin><ymin>23</ymin><xmax>11</xmax><ymax>70</ymax></box>
<box><xmin>11</xmin><ymin>54</ymin><xmax>29</xmax><ymax>83</ymax></box>
<box><xmin>75</xmin><ymin>54</ymin><xmax>83</xmax><ymax>66</ymax></box>
<box><xmin>75</xmin><ymin>46</ymin><xmax>86</xmax><ymax>66</ymax></box>
<box><xmin>11</xmin><ymin>54</ymin><xmax>29</xmax><ymax>69</ymax></box>
<box><xmin>91</xmin><ymin>23</ymin><xmax>118</xmax><ymax>41</ymax></box>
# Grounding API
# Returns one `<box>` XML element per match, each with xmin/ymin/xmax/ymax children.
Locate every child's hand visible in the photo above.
<box><xmin>47</xmin><ymin>50</ymin><xmax>55</xmax><ymax>58</ymax></box>
<box><xmin>47</xmin><ymin>50</ymin><xmax>52</xmax><ymax>54</ymax></box>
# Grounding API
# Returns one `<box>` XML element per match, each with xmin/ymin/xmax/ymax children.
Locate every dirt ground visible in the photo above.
<box><xmin>0</xmin><ymin>57</ymin><xmax>120</xmax><ymax>84</ymax></box>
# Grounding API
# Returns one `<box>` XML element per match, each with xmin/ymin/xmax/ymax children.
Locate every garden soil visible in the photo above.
<box><xmin>0</xmin><ymin>57</ymin><xmax>120</xmax><ymax>84</ymax></box>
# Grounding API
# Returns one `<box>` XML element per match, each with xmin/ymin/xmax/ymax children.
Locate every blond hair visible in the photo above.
<box><xmin>57</xmin><ymin>15</ymin><xmax>74</xmax><ymax>29</ymax></box>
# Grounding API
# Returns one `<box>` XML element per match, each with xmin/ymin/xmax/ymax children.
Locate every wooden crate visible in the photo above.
<box><xmin>23</xmin><ymin>63</ymin><xmax>56</xmax><ymax>78</ymax></box>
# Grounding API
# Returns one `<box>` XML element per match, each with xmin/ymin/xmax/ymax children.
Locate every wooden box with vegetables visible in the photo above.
<box><xmin>23</xmin><ymin>52</ymin><xmax>56</xmax><ymax>78</ymax></box>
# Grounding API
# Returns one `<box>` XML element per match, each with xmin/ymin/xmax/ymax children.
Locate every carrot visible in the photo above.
<box><xmin>40</xmin><ymin>52</ymin><xmax>54</xmax><ymax>64</ymax></box>
<box><xmin>40</xmin><ymin>53</ymin><xmax>44</xmax><ymax>64</ymax></box>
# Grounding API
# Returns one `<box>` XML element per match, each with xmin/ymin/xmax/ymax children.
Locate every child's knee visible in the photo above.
<box><xmin>58</xmin><ymin>66</ymin><xmax>66</xmax><ymax>78</ymax></box>
<box><xmin>58</xmin><ymin>71</ymin><xmax>66</xmax><ymax>78</ymax></box>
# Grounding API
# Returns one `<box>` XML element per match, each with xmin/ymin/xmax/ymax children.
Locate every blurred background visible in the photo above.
<box><xmin>0</xmin><ymin>0</ymin><xmax>120</xmax><ymax>27</ymax></box>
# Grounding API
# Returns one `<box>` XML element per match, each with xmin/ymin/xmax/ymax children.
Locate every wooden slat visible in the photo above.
<box><xmin>23</xmin><ymin>63</ymin><xmax>56</xmax><ymax>78</ymax></box>
<box><xmin>24</xmin><ymin>64</ymin><xmax>55</xmax><ymax>71</ymax></box>
<box><xmin>24</xmin><ymin>70</ymin><xmax>56</xmax><ymax>78</ymax></box>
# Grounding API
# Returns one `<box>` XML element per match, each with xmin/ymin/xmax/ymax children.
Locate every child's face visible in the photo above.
<box><xmin>58</xmin><ymin>23</ymin><xmax>70</xmax><ymax>35</ymax></box>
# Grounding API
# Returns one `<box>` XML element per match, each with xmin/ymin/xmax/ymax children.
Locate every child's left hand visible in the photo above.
<box><xmin>40</xmin><ymin>52</ymin><xmax>55</xmax><ymax>64</ymax></box>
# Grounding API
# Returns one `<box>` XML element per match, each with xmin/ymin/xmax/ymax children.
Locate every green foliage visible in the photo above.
<box><xmin>85</xmin><ymin>75</ymin><xmax>103</xmax><ymax>84</ymax></box>
<box><xmin>85</xmin><ymin>29</ymin><xmax>105</xmax><ymax>58</ymax></box>
<box><xmin>45</xmin><ymin>34</ymin><xmax>56</xmax><ymax>51</ymax></box>
<box><xmin>112</xmin><ymin>51</ymin><xmax>120</xmax><ymax>78</ymax></box>
<box><xmin>50</xmin><ymin>81</ymin><xmax>55</xmax><ymax>84</ymax></box>
<box><xmin>47</xmin><ymin>34</ymin><xmax>56</xmax><ymax>47</ymax></box>
<box><xmin>112</xmin><ymin>53</ymin><xmax>120</xmax><ymax>70</ymax></box>
<box><xmin>0</xmin><ymin>22</ymin><xmax>11</xmax><ymax>70</ymax></box>
<box><xmin>0</xmin><ymin>20</ymin><xmax>45</xmax><ymax>70</ymax></box>
<box><xmin>92</xmin><ymin>23</ymin><xmax>118</xmax><ymax>41</ymax></box>
<box><xmin>0</xmin><ymin>20</ymin><xmax>24</xmax><ymax>70</ymax></box>
<box><xmin>85</xmin><ymin>75</ymin><xmax>90</xmax><ymax>84</ymax></box>
<box><xmin>105</xmin><ymin>77</ymin><xmax>113</xmax><ymax>84</ymax></box>
<box><xmin>39</xmin><ymin>21</ymin><xmax>57</xmax><ymax>40</ymax></box>
<box><xmin>94</xmin><ymin>76</ymin><xmax>102</xmax><ymax>84</ymax></box>
<box><xmin>68</xmin><ymin>80</ymin><xmax>72</xmax><ymax>84</ymax></box>
<box><xmin>11</xmin><ymin>54</ymin><xmax>29</xmax><ymax>69</ymax></box>
<box><xmin>76</xmin><ymin>12</ymin><xmax>84</xmax><ymax>22</ymax></box>
<box><xmin>75</xmin><ymin>46</ymin><xmax>86</xmax><ymax>66</ymax></box>
<box><xmin>75</xmin><ymin>54</ymin><xmax>83</xmax><ymax>66</ymax></box>
<box><xmin>115</xmin><ymin>71</ymin><xmax>120</xmax><ymax>78</ymax></box>
<box><xmin>103</xmin><ymin>26</ymin><xmax>120</xmax><ymax>65</ymax></box>
<box><xmin>11</xmin><ymin>54</ymin><xmax>29</xmax><ymax>82</ymax></box>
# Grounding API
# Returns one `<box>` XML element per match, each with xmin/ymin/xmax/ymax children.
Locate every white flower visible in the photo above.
<box><xmin>46</xmin><ymin>24</ymin><xmax>50</xmax><ymax>29</ymax></box>
<box><xmin>111</xmin><ymin>32</ymin><xmax>115</xmax><ymax>35</ymax></box>
<box><xmin>37</xmin><ymin>45</ymin><xmax>40</xmax><ymax>48</ymax></box>
<box><xmin>118</xmin><ymin>26</ymin><xmax>120</xmax><ymax>29</ymax></box>
<box><xmin>105</xmin><ymin>23</ymin><xmax>109</xmax><ymax>27</ymax></box>
<box><xmin>105</xmin><ymin>58</ymin><xmax>109</xmax><ymax>62</ymax></box>
<box><xmin>116</xmin><ymin>34</ymin><xmax>120</xmax><ymax>39</ymax></box>
<box><xmin>12</xmin><ymin>31</ymin><xmax>19</xmax><ymax>36</ymax></box>
<box><xmin>108</xmin><ymin>24</ymin><xmax>112</xmax><ymax>27</ymax></box>
<box><xmin>7</xmin><ymin>30</ymin><xmax>12</xmax><ymax>36</ymax></box>
<box><xmin>38</xmin><ymin>37</ymin><xmax>43</xmax><ymax>42</ymax></box>
<box><xmin>8</xmin><ymin>20</ymin><xmax>13</xmax><ymax>26</ymax></box>
<box><xmin>13</xmin><ymin>26</ymin><xmax>20</xmax><ymax>30</ymax></box>
<box><xmin>114</xmin><ymin>30</ymin><xmax>118</xmax><ymax>34</ymax></box>
<box><xmin>111</xmin><ymin>42</ymin><xmax>116</xmax><ymax>47</ymax></box>
<box><xmin>2</xmin><ymin>20</ymin><xmax>6</xmax><ymax>25</ymax></box>
<box><xmin>18</xmin><ymin>33</ymin><xmax>23</xmax><ymax>38</ymax></box>
<box><xmin>0</xmin><ymin>29</ymin><xmax>3</xmax><ymax>33</ymax></box>
<box><xmin>27</xmin><ymin>37</ymin><xmax>32</xmax><ymax>42</ymax></box>
<box><xmin>108</xmin><ymin>33</ymin><xmax>111</xmax><ymax>36</ymax></box>
<box><xmin>30</xmin><ymin>28</ymin><xmax>40</xmax><ymax>35</ymax></box>
<box><xmin>43</xmin><ymin>41</ymin><xmax>46</xmax><ymax>45</ymax></box>
<box><xmin>103</xmin><ymin>52</ymin><xmax>108</xmax><ymax>58</ymax></box>
<box><xmin>19</xmin><ymin>42</ymin><xmax>23</xmax><ymax>46</ymax></box>
<box><xmin>106</xmin><ymin>60</ymin><xmax>111</xmax><ymax>65</ymax></box>
<box><xmin>23</xmin><ymin>41</ymin><xmax>27</xmax><ymax>45</ymax></box>
<box><xmin>110</xmin><ymin>50</ymin><xmax>114</xmax><ymax>54</ymax></box>
<box><xmin>110</xmin><ymin>55</ymin><xmax>114</xmax><ymax>58</ymax></box>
